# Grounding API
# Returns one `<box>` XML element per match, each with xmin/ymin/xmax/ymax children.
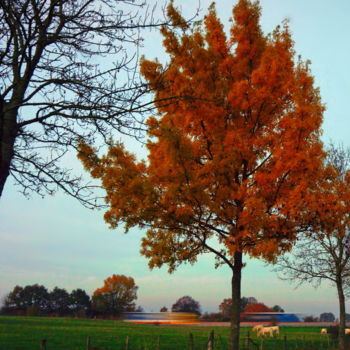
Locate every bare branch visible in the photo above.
<box><xmin>0</xmin><ymin>0</ymin><xmax>199</xmax><ymax>205</ymax></box>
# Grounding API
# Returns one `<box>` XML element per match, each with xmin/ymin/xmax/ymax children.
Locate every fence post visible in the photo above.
<box><xmin>283</xmin><ymin>335</ymin><xmax>287</xmax><ymax>350</ymax></box>
<box><xmin>218</xmin><ymin>335</ymin><xmax>224</xmax><ymax>350</ymax></box>
<box><xmin>40</xmin><ymin>339</ymin><xmax>47</xmax><ymax>350</ymax></box>
<box><xmin>208</xmin><ymin>330</ymin><xmax>214</xmax><ymax>350</ymax></box>
<box><xmin>125</xmin><ymin>335</ymin><xmax>129</xmax><ymax>350</ymax></box>
<box><xmin>156</xmin><ymin>335</ymin><xmax>160</xmax><ymax>350</ymax></box>
<box><xmin>189</xmin><ymin>333</ymin><xmax>194</xmax><ymax>350</ymax></box>
<box><xmin>245</xmin><ymin>331</ymin><xmax>250</xmax><ymax>350</ymax></box>
<box><xmin>86</xmin><ymin>336</ymin><xmax>91</xmax><ymax>350</ymax></box>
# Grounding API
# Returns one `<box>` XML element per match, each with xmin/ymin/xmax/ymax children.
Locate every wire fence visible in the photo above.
<box><xmin>31</xmin><ymin>330</ymin><xmax>345</xmax><ymax>350</ymax></box>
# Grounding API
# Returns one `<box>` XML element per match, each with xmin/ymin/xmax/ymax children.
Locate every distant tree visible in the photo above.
<box><xmin>240</xmin><ymin>298</ymin><xmax>250</xmax><ymax>312</ymax></box>
<box><xmin>160</xmin><ymin>306</ymin><xmax>168</xmax><ymax>312</ymax></box>
<box><xmin>91</xmin><ymin>294</ymin><xmax>109</xmax><ymax>316</ymax></box>
<box><xmin>346</xmin><ymin>314</ymin><xmax>350</xmax><ymax>322</ymax></box>
<box><xmin>2</xmin><ymin>286</ymin><xmax>25</xmax><ymax>314</ymax></box>
<box><xmin>219</xmin><ymin>297</ymin><xmax>253</xmax><ymax>320</ymax></box>
<box><xmin>272</xmin><ymin>305</ymin><xmax>285</xmax><ymax>313</ymax></box>
<box><xmin>319</xmin><ymin>312</ymin><xmax>335</xmax><ymax>322</ymax></box>
<box><xmin>303</xmin><ymin>315</ymin><xmax>319</xmax><ymax>322</ymax></box>
<box><xmin>69</xmin><ymin>289</ymin><xmax>91</xmax><ymax>316</ymax></box>
<box><xmin>135</xmin><ymin>305</ymin><xmax>144</xmax><ymax>312</ymax></box>
<box><xmin>219</xmin><ymin>298</ymin><xmax>232</xmax><ymax>320</ymax></box>
<box><xmin>245</xmin><ymin>303</ymin><xmax>272</xmax><ymax>313</ymax></box>
<box><xmin>92</xmin><ymin>274</ymin><xmax>138</xmax><ymax>316</ymax></box>
<box><xmin>3</xmin><ymin>284</ymin><xmax>50</xmax><ymax>315</ymax></box>
<box><xmin>49</xmin><ymin>287</ymin><xmax>70</xmax><ymax>315</ymax></box>
<box><xmin>247</xmin><ymin>297</ymin><xmax>258</xmax><ymax>305</ymax></box>
<box><xmin>3</xmin><ymin>286</ymin><xmax>23</xmax><ymax>308</ymax></box>
<box><xmin>171</xmin><ymin>296</ymin><xmax>201</xmax><ymax>315</ymax></box>
<box><xmin>21</xmin><ymin>284</ymin><xmax>50</xmax><ymax>314</ymax></box>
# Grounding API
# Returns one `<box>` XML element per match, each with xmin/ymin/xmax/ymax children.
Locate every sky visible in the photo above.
<box><xmin>1</xmin><ymin>0</ymin><xmax>350</xmax><ymax>318</ymax></box>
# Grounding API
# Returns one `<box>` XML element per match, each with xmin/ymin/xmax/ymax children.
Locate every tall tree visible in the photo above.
<box><xmin>275</xmin><ymin>145</ymin><xmax>350</xmax><ymax>350</ymax></box>
<box><xmin>78</xmin><ymin>1</ymin><xmax>325</xmax><ymax>349</ymax></box>
<box><xmin>0</xmin><ymin>0</ymin><xmax>186</xmax><ymax>206</ymax></box>
<box><xmin>2</xmin><ymin>286</ymin><xmax>25</xmax><ymax>313</ymax></box>
<box><xmin>92</xmin><ymin>274</ymin><xmax>138</xmax><ymax>316</ymax></box>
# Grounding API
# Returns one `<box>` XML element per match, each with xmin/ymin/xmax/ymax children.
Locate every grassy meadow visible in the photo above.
<box><xmin>0</xmin><ymin>316</ymin><xmax>341</xmax><ymax>350</ymax></box>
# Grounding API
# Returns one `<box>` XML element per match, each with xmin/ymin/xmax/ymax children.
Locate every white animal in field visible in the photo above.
<box><xmin>270</xmin><ymin>326</ymin><xmax>280</xmax><ymax>335</ymax></box>
<box><xmin>252</xmin><ymin>325</ymin><xmax>264</xmax><ymax>332</ymax></box>
<box><xmin>345</xmin><ymin>328</ymin><xmax>350</xmax><ymax>334</ymax></box>
<box><xmin>257</xmin><ymin>327</ymin><xmax>274</xmax><ymax>337</ymax></box>
<box><xmin>321</xmin><ymin>328</ymin><xmax>327</xmax><ymax>334</ymax></box>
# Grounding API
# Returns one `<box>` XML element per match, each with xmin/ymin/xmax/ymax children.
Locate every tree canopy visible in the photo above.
<box><xmin>79</xmin><ymin>1</ymin><xmax>325</xmax><ymax>348</ymax></box>
<box><xmin>69</xmin><ymin>289</ymin><xmax>91</xmax><ymax>314</ymax></box>
<box><xmin>1</xmin><ymin>282</ymin><xmax>140</xmax><ymax>318</ymax></box>
<box><xmin>219</xmin><ymin>296</ymin><xmax>257</xmax><ymax>319</ymax></box>
<box><xmin>171</xmin><ymin>296</ymin><xmax>201</xmax><ymax>314</ymax></box>
<box><xmin>245</xmin><ymin>302</ymin><xmax>272</xmax><ymax>312</ymax></box>
<box><xmin>92</xmin><ymin>274</ymin><xmax>138</xmax><ymax>316</ymax></box>
<box><xmin>319</xmin><ymin>312</ymin><xmax>335</xmax><ymax>322</ymax></box>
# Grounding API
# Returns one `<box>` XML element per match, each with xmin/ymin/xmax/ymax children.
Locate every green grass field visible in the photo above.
<box><xmin>0</xmin><ymin>316</ymin><xmax>341</xmax><ymax>350</ymax></box>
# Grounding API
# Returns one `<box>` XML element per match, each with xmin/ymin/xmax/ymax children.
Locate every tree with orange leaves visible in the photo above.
<box><xmin>92</xmin><ymin>275</ymin><xmax>138</xmax><ymax>316</ymax></box>
<box><xmin>244</xmin><ymin>302</ymin><xmax>272</xmax><ymax>313</ymax></box>
<box><xmin>78</xmin><ymin>1</ymin><xmax>325</xmax><ymax>348</ymax></box>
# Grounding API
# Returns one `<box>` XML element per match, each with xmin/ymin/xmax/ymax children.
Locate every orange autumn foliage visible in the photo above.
<box><xmin>79</xmin><ymin>1</ymin><xmax>325</xmax><ymax>265</ymax></box>
<box><xmin>303</xmin><ymin>162</ymin><xmax>350</xmax><ymax>240</ymax></box>
<box><xmin>244</xmin><ymin>303</ymin><xmax>272</xmax><ymax>313</ymax></box>
<box><xmin>78</xmin><ymin>1</ymin><xmax>325</xmax><ymax>348</ymax></box>
<box><xmin>93</xmin><ymin>274</ymin><xmax>138</xmax><ymax>314</ymax></box>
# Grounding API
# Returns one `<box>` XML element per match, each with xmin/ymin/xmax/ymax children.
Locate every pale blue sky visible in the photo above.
<box><xmin>1</xmin><ymin>0</ymin><xmax>350</xmax><ymax>317</ymax></box>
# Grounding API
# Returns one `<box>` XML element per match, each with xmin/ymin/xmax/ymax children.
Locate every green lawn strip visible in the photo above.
<box><xmin>0</xmin><ymin>316</ymin><xmax>337</xmax><ymax>350</ymax></box>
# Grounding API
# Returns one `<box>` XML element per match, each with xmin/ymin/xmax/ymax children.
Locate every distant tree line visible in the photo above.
<box><xmin>162</xmin><ymin>296</ymin><xmax>286</xmax><ymax>322</ymax></box>
<box><xmin>1</xmin><ymin>285</ymin><xmax>91</xmax><ymax>317</ymax></box>
<box><xmin>0</xmin><ymin>274</ymin><xmax>141</xmax><ymax>318</ymax></box>
<box><xmin>199</xmin><ymin>296</ymin><xmax>285</xmax><ymax>322</ymax></box>
<box><xmin>303</xmin><ymin>312</ymin><xmax>350</xmax><ymax>323</ymax></box>
<box><xmin>1</xmin><ymin>281</ymin><xmax>338</xmax><ymax>323</ymax></box>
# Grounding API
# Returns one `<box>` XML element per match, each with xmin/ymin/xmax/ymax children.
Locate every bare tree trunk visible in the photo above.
<box><xmin>230</xmin><ymin>251</ymin><xmax>243</xmax><ymax>350</ymax></box>
<box><xmin>0</xmin><ymin>102</ymin><xmax>17</xmax><ymax>196</ymax></box>
<box><xmin>337</xmin><ymin>279</ymin><xmax>346</xmax><ymax>350</ymax></box>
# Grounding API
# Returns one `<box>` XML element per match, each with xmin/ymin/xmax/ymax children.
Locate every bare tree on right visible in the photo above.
<box><xmin>275</xmin><ymin>144</ymin><xmax>350</xmax><ymax>350</ymax></box>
